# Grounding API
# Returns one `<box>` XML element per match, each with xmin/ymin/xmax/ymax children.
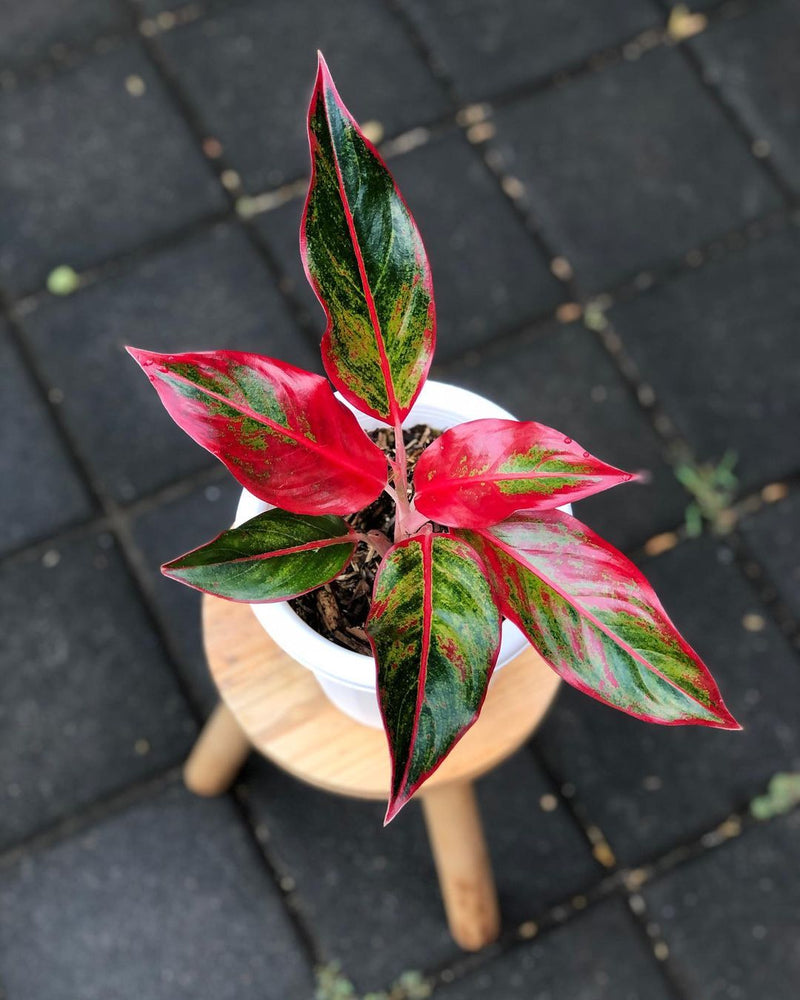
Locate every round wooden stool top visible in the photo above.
<box><xmin>202</xmin><ymin>594</ymin><xmax>561</xmax><ymax>801</ymax></box>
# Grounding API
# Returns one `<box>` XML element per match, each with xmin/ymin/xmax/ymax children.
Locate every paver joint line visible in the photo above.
<box><xmin>670</xmin><ymin>16</ymin><xmax>798</xmax><ymax>207</ymax></box>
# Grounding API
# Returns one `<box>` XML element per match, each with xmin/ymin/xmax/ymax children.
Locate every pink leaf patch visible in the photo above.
<box><xmin>415</xmin><ymin>418</ymin><xmax>636</xmax><ymax>528</ymax></box>
<box><xmin>128</xmin><ymin>347</ymin><xmax>387</xmax><ymax>515</ymax></box>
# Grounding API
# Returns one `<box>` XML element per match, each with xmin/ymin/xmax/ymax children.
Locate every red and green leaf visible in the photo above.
<box><xmin>301</xmin><ymin>53</ymin><xmax>435</xmax><ymax>424</ymax></box>
<box><xmin>366</xmin><ymin>533</ymin><xmax>501</xmax><ymax>823</ymax></box>
<box><xmin>127</xmin><ymin>347</ymin><xmax>387</xmax><ymax>515</ymax></box>
<box><xmin>414</xmin><ymin>419</ymin><xmax>635</xmax><ymax>528</ymax></box>
<box><xmin>460</xmin><ymin>511</ymin><xmax>739</xmax><ymax>729</ymax></box>
<box><xmin>163</xmin><ymin>509</ymin><xmax>356</xmax><ymax>602</ymax></box>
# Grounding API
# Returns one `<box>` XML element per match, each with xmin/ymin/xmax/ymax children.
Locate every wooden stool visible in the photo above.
<box><xmin>185</xmin><ymin>595</ymin><xmax>560</xmax><ymax>950</ymax></box>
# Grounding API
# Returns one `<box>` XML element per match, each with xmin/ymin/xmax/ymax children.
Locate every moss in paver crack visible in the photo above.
<box><xmin>750</xmin><ymin>773</ymin><xmax>800</xmax><ymax>820</ymax></box>
<box><xmin>46</xmin><ymin>265</ymin><xmax>80</xmax><ymax>296</ymax></box>
<box><xmin>315</xmin><ymin>962</ymin><xmax>431</xmax><ymax>1000</ymax></box>
<box><xmin>315</xmin><ymin>962</ymin><xmax>357</xmax><ymax>1000</ymax></box>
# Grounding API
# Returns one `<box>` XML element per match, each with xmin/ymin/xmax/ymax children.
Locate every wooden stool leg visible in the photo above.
<box><xmin>421</xmin><ymin>781</ymin><xmax>501</xmax><ymax>951</ymax></box>
<box><xmin>184</xmin><ymin>702</ymin><xmax>251</xmax><ymax>797</ymax></box>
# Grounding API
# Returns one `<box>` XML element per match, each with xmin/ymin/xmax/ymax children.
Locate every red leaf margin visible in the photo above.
<box><xmin>461</xmin><ymin>511</ymin><xmax>741</xmax><ymax>731</ymax></box>
<box><xmin>300</xmin><ymin>51</ymin><xmax>436</xmax><ymax>424</ymax></box>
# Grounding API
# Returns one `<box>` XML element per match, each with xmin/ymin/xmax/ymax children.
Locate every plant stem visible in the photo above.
<box><xmin>392</xmin><ymin>417</ymin><xmax>413</xmax><ymax>541</ymax></box>
<box><xmin>383</xmin><ymin>483</ymin><xmax>400</xmax><ymax>504</ymax></box>
<box><xmin>356</xmin><ymin>529</ymin><xmax>392</xmax><ymax>556</ymax></box>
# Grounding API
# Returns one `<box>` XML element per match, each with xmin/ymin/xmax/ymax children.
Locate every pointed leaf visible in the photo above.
<box><xmin>414</xmin><ymin>418</ymin><xmax>635</xmax><ymax>528</ymax></box>
<box><xmin>366</xmin><ymin>533</ymin><xmax>501</xmax><ymax>822</ymax></box>
<box><xmin>460</xmin><ymin>511</ymin><xmax>739</xmax><ymax>729</ymax></box>
<box><xmin>301</xmin><ymin>53</ymin><xmax>435</xmax><ymax>423</ymax></box>
<box><xmin>127</xmin><ymin>347</ymin><xmax>387</xmax><ymax>515</ymax></box>
<box><xmin>162</xmin><ymin>509</ymin><xmax>357</xmax><ymax>602</ymax></box>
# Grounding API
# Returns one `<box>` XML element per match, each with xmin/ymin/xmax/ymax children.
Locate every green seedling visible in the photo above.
<box><xmin>675</xmin><ymin>450</ymin><xmax>739</xmax><ymax>536</ymax></box>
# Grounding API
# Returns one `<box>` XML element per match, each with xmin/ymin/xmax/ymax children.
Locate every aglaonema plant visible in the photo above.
<box><xmin>129</xmin><ymin>53</ymin><xmax>739</xmax><ymax>824</ymax></box>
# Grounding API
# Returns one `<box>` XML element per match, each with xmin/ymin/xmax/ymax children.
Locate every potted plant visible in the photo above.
<box><xmin>129</xmin><ymin>54</ymin><xmax>739</xmax><ymax>825</ymax></box>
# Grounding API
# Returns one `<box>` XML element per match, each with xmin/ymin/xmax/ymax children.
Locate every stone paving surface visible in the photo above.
<box><xmin>0</xmin><ymin>42</ymin><xmax>225</xmax><ymax>295</ymax></box>
<box><xmin>1</xmin><ymin>1</ymin><xmax>798</xmax><ymax>997</ymax></box>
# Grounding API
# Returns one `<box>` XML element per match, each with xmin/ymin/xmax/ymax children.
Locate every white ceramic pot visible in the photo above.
<box><xmin>234</xmin><ymin>380</ymin><xmax>557</xmax><ymax>728</ymax></box>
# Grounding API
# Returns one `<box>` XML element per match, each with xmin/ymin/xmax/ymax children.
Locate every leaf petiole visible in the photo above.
<box><xmin>383</xmin><ymin>482</ymin><xmax>400</xmax><ymax>504</ymax></box>
<box><xmin>356</xmin><ymin>529</ymin><xmax>392</xmax><ymax>557</ymax></box>
<box><xmin>392</xmin><ymin>417</ymin><xmax>414</xmax><ymax>541</ymax></box>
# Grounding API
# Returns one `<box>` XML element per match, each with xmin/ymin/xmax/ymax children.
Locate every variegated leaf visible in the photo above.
<box><xmin>414</xmin><ymin>418</ymin><xmax>635</xmax><ymax>528</ymax></box>
<box><xmin>301</xmin><ymin>53</ymin><xmax>435</xmax><ymax>423</ymax></box>
<box><xmin>162</xmin><ymin>509</ymin><xmax>356</xmax><ymax>602</ymax></box>
<box><xmin>460</xmin><ymin>511</ymin><xmax>739</xmax><ymax>728</ymax></box>
<box><xmin>127</xmin><ymin>347</ymin><xmax>387</xmax><ymax>515</ymax></box>
<box><xmin>366</xmin><ymin>533</ymin><xmax>501</xmax><ymax>822</ymax></box>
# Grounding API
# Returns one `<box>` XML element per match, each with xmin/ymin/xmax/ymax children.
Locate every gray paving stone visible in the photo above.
<box><xmin>535</xmin><ymin>535</ymin><xmax>800</xmax><ymax>866</ymax></box>
<box><xmin>0</xmin><ymin>782</ymin><xmax>314</xmax><ymax>1000</ymax></box>
<box><xmin>609</xmin><ymin>226</ymin><xmax>800</xmax><ymax>492</ymax></box>
<box><xmin>157</xmin><ymin>0</ymin><xmax>449</xmax><ymax>193</ymax></box>
<box><xmin>245</xmin><ymin>748</ymin><xmax>599</xmax><ymax>992</ymax></box>
<box><xmin>389</xmin><ymin>131</ymin><xmax>565</xmax><ymax>355</ymax></box>
<box><xmin>400</xmin><ymin>0</ymin><xmax>660</xmax><ymax>102</ymax></box>
<box><xmin>436</xmin><ymin>898</ymin><xmax>673</xmax><ymax>999</ymax></box>
<box><xmin>490</xmin><ymin>46</ymin><xmax>781</xmax><ymax>292</ymax></box>
<box><xmin>251</xmin><ymin>199</ymin><xmax>321</xmax><ymax>333</ymax></box>
<box><xmin>693</xmin><ymin>0</ymin><xmax>800</xmax><ymax>195</ymax></box>
<box><xmin>0</xmin><ymin>43</ymin><xmax>225</xmax><ymax>296</ymax></box>
<box><xmin>131</xmin><ymin>478</ymin><xmax>243</xmax><ymax>713</ymax></box>
<box><xmin>0</xmin><ymin>0</ymin><xmax>128</xmax><ymax>70</ymax></box>
<box><xmin>741</xmin><ymin>492</ymin><xmax>800</xmax><ymax>621</ymax></box>
<box><xmin>662</xmin><ymin>0</ymin><xmax>718</xmax><ymax>9</ymax></box>
<box><xmin>19</xmin><ymin>222</ymin><xmax>315</xmax><ymax>503</ymax></box>
<box><xmin>439</xmin><ymin>322</ymin><xmax>689</xmax><ymax>550</ymax></box>
<box><xmin>644</xmin><ymin>810</ymin><xmax>800</xmax><ymax>1000</ymax></box>
<box><xmin>0</xmin><ymin>324</ymin><xmax>91</xmax><ymax>556</ymax></box>
<box><xmin>134</xmin><ymin>0</ymin><xmax>230</xmax><ymax>14</ymax></box>
<box><xmin>255</xmin><ymin>131</ymin><xmax>564</xmax><ymax>360</ymax></box>
<box><xmin>0</xmin><ymin>533</ymin><xmax>195</xmax><ymax>851</ymax></box>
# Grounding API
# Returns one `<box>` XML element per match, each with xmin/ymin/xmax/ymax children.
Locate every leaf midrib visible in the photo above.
<box><xmin>322</xmin><ymin>85</ymin><xmax>400</xmax><ymax>423</ymax></box>
<box><xmin>172</xmin><ymin>533</ymin><xmax>356</xmax><ymax>570</ymax></box>
<box><xmin>395</xmin><ymin>533</ymin><xmax>433</xmax><ymax>798</ymax></box>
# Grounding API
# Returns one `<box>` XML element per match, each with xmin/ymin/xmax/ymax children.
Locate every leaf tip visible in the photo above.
<box><xmin>160</xmin><ymin>560</ymin><xmax>182</xmax><ymax>581</ymax></box>
<box><xmin>315</xmin><ymin>50</ymin><xmax>332</xmax><ymax>88</ymax></box>
<box><xmin>126</xmin><ymin>345</ymin><xmax>165</xmax><ymax>377</ymax></box>
<box><xmin>698</xmin><ymin>696</ymin><xmax>741</xmax><ymax>731</ymax></box>
<box><xmin>383</xmin><ymin>794</ymin><xmax>409</xmax><ymax>826</ymax></box>
<box><xmin>125</xmin><ymin>344</ymin><xmax>146</xmax><ymax>364</ymax></box>
<box><xmin>715</xmin><ymin>707</ymin><xmax>743</xmax><ymax>731</ymax></box>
